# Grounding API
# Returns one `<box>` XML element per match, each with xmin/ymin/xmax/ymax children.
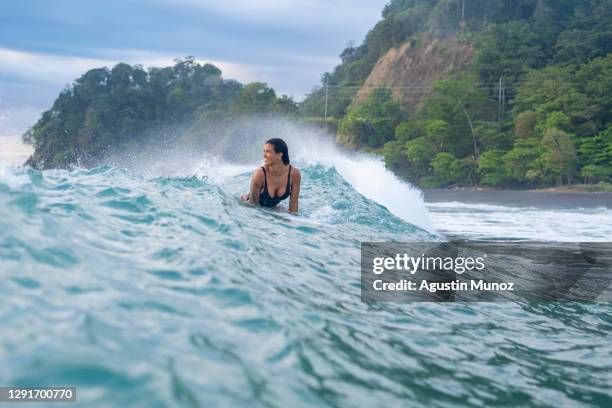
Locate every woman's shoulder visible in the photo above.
<box><xmin>290</xmin><ymin>166</ymin><xmax>301</xmax><ymax>180</ymax></box>
<box><xmin>252</xmin><ymin>167</ymin><xmax>265</xmax><ymax>181</ymax></box>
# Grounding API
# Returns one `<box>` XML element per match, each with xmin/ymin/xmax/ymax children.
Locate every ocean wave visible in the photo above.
<box><xmin>1</xmin><ymin>159</ymin><xmax>611</xmax><ymax>407</ymax></box>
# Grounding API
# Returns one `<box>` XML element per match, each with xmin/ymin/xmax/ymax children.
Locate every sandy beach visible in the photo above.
<box><xmin>423</xmin><ymin>188</ymin><xmax>612</xmax><ymax>209</ymax></box>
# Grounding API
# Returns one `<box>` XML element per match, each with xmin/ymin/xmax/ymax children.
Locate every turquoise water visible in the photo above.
<box><xmin>1</xmin><ymin>163</ymin><xmax>611</xmax><ymax>407</ymax></box>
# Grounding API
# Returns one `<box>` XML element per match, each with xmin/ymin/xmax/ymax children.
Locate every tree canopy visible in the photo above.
<box><xmin>300</xmin><ymin>0</ymin><xmax>612</xmax><ymax>188</ymax></box>
<box><xmin>24</xmin><ymin>0</ymin><xmax>612</xmax><ymax>189</ymax></box>
<box><xmin>24</xmin><ymin>57</ymin><xmax>297</xmax><ymax>169</ymax></box>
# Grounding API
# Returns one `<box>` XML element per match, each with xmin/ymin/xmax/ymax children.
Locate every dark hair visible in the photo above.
<box><xmin>265</xmin><ymin>138</ymin><xmax>290</xmax><ymax>165</ymax></box>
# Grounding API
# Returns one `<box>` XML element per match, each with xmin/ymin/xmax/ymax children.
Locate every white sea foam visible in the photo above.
<box><xmin>267</xmin><ymin>123</ymin><xmax>434</xmax><ymax>232</ymax></box>
<box><xmin>304</xmin><ymin>151</ymin><xmax>432</xmax><ymax>232</ymax></box>
<box><xmin>0</xmin><ymin>164</ymin><xmax>29</xmax><ymax>190</ymax></box>
<box><xmin>427</xmin><ymin>201</ymin><xmax>612</xmax><ymax>241</ymax></box>
<box><xmin>186</xmin><ymin>118</ymin><xmax>434</xmax><ymax>232</ymax></box>
<box><xmin>193</xmin><ymin>155</ymin><xmax>255</xmax><ymax>182</ymax></box>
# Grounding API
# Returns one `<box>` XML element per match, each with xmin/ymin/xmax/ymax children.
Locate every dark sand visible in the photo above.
<box><xmin>423</xmin><ymin>189</ymin><xmax>612</xmax><ymax>209</ymax></box>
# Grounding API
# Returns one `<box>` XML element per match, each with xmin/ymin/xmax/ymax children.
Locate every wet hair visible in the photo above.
<box><xmin>265</xmin><ymin>138</ymin><xmax>290</xmax><ymax>165</ymax></box>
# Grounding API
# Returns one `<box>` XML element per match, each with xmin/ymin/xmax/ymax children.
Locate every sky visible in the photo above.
<box><xmin>0</xmin><ymin>0</ymin><xmax>389</xmax><ymax>163</ymax></box>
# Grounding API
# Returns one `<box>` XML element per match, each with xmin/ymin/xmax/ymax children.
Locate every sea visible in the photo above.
<box><xmin>1</xmin><ymin>130</ymin><xmax>611</xmax><ymax>407</ymax></box>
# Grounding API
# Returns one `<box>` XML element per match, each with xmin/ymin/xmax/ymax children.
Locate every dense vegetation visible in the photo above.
<box><xmin>25</xmin><ymin>0</ymin><xmax>611</xmax><ymax>188</ymax></box>
<box><xmin>302</xmin><ymin>0</ymin><xmax>612</xmax><ymax>188</ymax></box>
<box><xmin>24</xmin><ymin>57</ymin><xmax>297</xmax><ymax>168</ymax></box>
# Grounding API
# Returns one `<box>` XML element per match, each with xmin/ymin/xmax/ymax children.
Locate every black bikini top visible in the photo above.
<box><xmin>259</xmin><ymin>165</ymin><xmax>291</xmax><ymax>208</ymax></box>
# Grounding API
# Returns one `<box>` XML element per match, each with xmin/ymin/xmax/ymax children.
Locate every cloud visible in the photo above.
<box><xmin>0</xmin><ymin>47</ymin><xmax>116</xmax><ymax>87</ymax></box>
<box><xmin>0</xmin><ymin>136</ymin><xmax>32</xmax><ymax>165</ymax></box>
<box><xmin>0</xmin><ymin>0</ymin><xmax>389</xmax><ymax>139</ymax></box>
<box><xmin>0</xmin><ymin>45</ymin><xmax>334</xmax><ymax>139</ymax></box>
<box><xmin>0</xmin><ymin>47</ymin><xmax>260</xmax><ymax>139</ymax></box>
<box><xmin>0</xmin><ymin>47</ymin><xmax>257</xmax><ymax>88</ymax></box>
<box><xmin>1</xmin><ymin>0</ymin><xmax>385</xmax><ymax>64</ymax></box>
<box><xmin>161</xmin><ymin>0</ymin><xmax>382</xmax><ymax>27</ymax></box>
<box><xmin>0</xmin><ymin>104</ymin><xmax>43</xmax><ymax>137</ymax></box>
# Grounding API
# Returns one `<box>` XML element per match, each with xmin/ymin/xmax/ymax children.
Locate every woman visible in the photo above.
<box><xmin>241</xmin><ymin>138</ymin><xmax>301</xmax><ymax>213</ymax></box>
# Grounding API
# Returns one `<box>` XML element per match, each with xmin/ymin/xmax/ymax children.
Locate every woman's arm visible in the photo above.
<box><xmin>288</xmin><ymin>168</ymin><xmax>301</xmax><ymax>214</ymax></box>
<box><xmin>241</xmin><ymin>169</ymin><xmax>263</xmax><ymax>204</ymax></box>
<box><xmin>247</xmin><ymin>169</ymin><xmax>263</xmax><ymax>205</ymax></box>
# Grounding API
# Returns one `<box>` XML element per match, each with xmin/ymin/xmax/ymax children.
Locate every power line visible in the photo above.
<box><xmin>308</xmin><ymin>79</ymin><xmax>561</xmax><ymax>91</ymax></box>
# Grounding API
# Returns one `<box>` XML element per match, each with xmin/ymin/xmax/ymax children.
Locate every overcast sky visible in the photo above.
<box><xmin>0</xmin><ymin>0</ymin><xmax>389</xmax><ymax>161</ymax></box>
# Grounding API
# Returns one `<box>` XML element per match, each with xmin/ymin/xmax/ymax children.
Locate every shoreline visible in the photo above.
<box><xmin>422</xmin><ymin>187</ymin><xmax>612</xmax><ymax>209</ymax></box>
<box><xmin>425</xmin><ymin>185</ymin><xmax>612</xmax><ymax>194</ymax></box>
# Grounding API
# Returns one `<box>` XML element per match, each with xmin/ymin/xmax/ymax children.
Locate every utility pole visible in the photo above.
<box><xmin>324</xmin><ymin>77</ymin><xmax>329</xmax><ymax>120</ymax></box>
<box><xmin>498</xmin><ymin>77</ymin><xmax>502</xmax><ymax>129</ymax></box>
<box><xmin>501</xmin><ymin>81</ymin><xmax>506</xmax><ymax>122</ymax></box>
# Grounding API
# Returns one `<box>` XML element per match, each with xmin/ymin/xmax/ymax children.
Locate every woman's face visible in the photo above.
<box><xmin>263</xmin><ymin>143</ymin><xmax>282</xmax><ymax>165</ymax></box>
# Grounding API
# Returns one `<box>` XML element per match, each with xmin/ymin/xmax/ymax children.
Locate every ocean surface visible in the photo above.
<box><xmin>427</xmin><ymin>201</ymin><xmax>612</xmax><ymax>241</ymax></box>
<box><xmin>1</xmin><ymin>147</ymin><xmax>611</xmax><ymax>407</ymax></box>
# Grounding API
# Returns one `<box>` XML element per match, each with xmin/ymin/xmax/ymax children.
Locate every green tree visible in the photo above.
<box><xmin>541</xmin><ymin>127</ymin><xmax>577</xmax><ymax>185</ymax></box>
<box><xmin>233</xmin><ymin>83</ymin><xmax>277</xmax><ymax>115</ymax></box>
<box><xmin>338</xmin><ymin>113</ymin><xmax>371</xmax><ymax>145</ymax></box>
<box><xmin>475</xmin><ymin>20</ymin><xmax>545</xmax><ymax>86</ymax></box>
<box><xmin>514</xmin><ymin>111</ymin><xmax>537</xmax><ymax>139</ymax></box>
<box><xmin>553</xmin><ymin>0</ymin><xmax>612</xmax><ymax>66</ymax></box>
<box><xmin>273</xmin><ymin>95</ymin><xmax>299</xmax><ymax>116</ymax></box>
<box><xmin>475</xmin><ymin>122</ymin><xmax>512</xmax><ymax>150</ymax></box>
<box><xmin>577</xmin><ymin>127</ymin><xmax>612</xmax><ymax>182</ymax></box>
<box><xmin>338</xmin><ymin>88</ymin><xmax>405</xmax><ymax>147</ymax></box>
<box><xmin>404</xmin><ymin>137</ymin><xmax>436</xmax><ymax>178</ymax></box>
<box><xmin>513</xmin><ymin>66</ymin><xmax>598</xmax><ymax>137</ymax></box>
<box><xmin>423</xmin><ymin>78</ymin><xmax>492</xmax><ymax>158</ymax></box>
<box><xmin>395</xmin><ymin>120</ymin><xmax>427</xmax><ymax>143</ymax></box>
<box><xmin>23</xmin><ymin>59</ymin><xmax>296</xmax><ymax>169</ymax></box>
<box><xmin>424</xmin><ymin>119</ymin><xmax>451</xmax><ymax>149</ymax></box>
<box><xmin>502</xmin><ymin>137</ymin><xmax>542</xmax><ymax>183</ymax></box>
<box><xmin>580</xmin><ymin>165</ymin><xmax>611</xmax><ymax>184</ymax></box>
<box><xmin>575</xmin><ymin>55</ymin><xmax>612</xmax><ymax>129</ymax></box>
<box><xmin>383</xmin><ymin>139</ymin><xmax>407</xmax><ymax>169</ymax></box>
<box><xmin>478</xmin><ymin>149</ymin><xmax>510</xmax><ymax>186</ymax></box>
<box><xmin>431</xmin><ymin>152</ymin><xmax>471</xmax><ymax>186</ymax></box>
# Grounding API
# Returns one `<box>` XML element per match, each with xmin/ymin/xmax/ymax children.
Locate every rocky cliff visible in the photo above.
<box><xmin>354</xmin><ymin>36</ymin><xmax>475</xmax><ymax>112</ymax></box>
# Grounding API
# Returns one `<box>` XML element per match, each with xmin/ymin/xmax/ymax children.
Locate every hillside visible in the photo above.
<box><xmin>22</xmin><ymin>0</ymin><xmax>612</xmax><ymax>188</ymax></box>
<box><xmin>23</xmin><ymin>58</ymin><xmax>298</xmax><ymax>169</ymax></box>
<box><xmin>301</xmin><ymin>0</ymin><xmax>612</xmax><ymax>189</ymax></box>
<box><xmin>354</xmin><ymin>36</ymin><xmax>474</xmax><ymax>111</ymax></box>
